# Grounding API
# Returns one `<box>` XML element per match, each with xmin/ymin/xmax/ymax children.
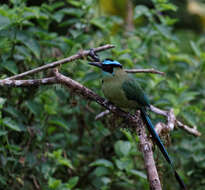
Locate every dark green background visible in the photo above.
<box><xmin>0</xmin><ymin>0</ymin><xmax>204</xmax><ymax>189</ymax></box>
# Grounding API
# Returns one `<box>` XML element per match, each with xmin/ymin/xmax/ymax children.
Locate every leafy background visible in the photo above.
<box><xmin>0</xmin><ymin>0</ymin><xmax>205</xmax><ymax>189</ymax></box>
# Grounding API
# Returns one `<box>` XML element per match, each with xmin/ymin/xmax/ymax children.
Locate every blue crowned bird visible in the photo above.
<box><xmin>88</xmin><ymin>50</ymin><xmax>186</xmax><ymax>190</ymax></box>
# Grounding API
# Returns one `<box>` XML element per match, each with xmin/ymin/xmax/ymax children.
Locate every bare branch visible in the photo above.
<box><xmin>167</xmin><ymin>108</ymin><xmax>175</xmax><ymax>131</ymax></box>
<box><xmin>150</xmin><ymin>105</ymin><xmax>168</xmax><ymax>117</ymax></box>
<box><xmin>125</xmin><ymin>0</ymin><xmax>134</xmax><ymax>31</ymax></box>
<box><xmin>95</xmin><ymin>110</ymin><xmax>110</xmax><ymax>120</ymax></box>
<box><xmin>0</xmin><ymin>77</ymin><xmax>57</xmax><ymax>87</ymax></box>
<box><xmin>136</xmin><ymin>111</ymin><xmax>162</xmax><ymax>190</ymax></box>
<box><xmin>150</xmin><ymin>105</ymin><xmax>201</xmax><ymax>137</ymax></box>
<box><xmin>95</xmin><ymin>105</ymin><xmax>201</xmax><ymax>137</ymax></box>
<box><xmin>176</xmin><ymin>120</ymin><xmax>201</xmax><ymax>137</ymax></box>
<box><xmin>125</xmin><ymin>68</ymin><xmax>165</xmax><ymax>75</ymax></box>
<box><xmin>155</xmin><ymin>122</ymin><xmax>168</xmax><ymax>135</ymax></box>
<box><xmin>4</xmin><ymin>44</ymin><xmax>115</xmax><ymax>80</ymax></box>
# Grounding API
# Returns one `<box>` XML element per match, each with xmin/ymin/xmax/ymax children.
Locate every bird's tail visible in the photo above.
<box><xmin>140</xmin><ymin>108</ymin><xmax>186</xmax><ymax>190</ymax></box>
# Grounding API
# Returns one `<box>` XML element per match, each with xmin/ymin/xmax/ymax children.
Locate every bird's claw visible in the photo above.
<box><xmin>88</xmin><ymin>48</ymin><xmax>100</xmax><ymax>62</ymax></box>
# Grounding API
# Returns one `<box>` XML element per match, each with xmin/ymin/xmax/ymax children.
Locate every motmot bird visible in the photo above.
<box><xmin>88</xmin><ymin>50</ymin><xmax>186</xmax><ymax>190</ymax></box>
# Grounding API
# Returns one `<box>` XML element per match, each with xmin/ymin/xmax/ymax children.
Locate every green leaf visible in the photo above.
<box><xmin>90</xmin><ymin>18</ymin><xmax>106</xmax><ymax>30</ymax></box>
<box><xmin>3</xmin><ymin>117</ymin><xmax>22</xmax><ymax>132</ymax></box>
<box><xmin>115</xmin><ymin>159</ymin><xmax>133</xmax><ymax>171</ymax></box>
<box><xmin>2</xmin><ymin>60</ymin><xmax>18</xmax><ymax>74</ymax></box>
<box><xmin>16</xmin><ymin>32</ymin><xmax>40</xmax><ymax>58</ymax></box>
<box><xmin>48</xmin><ymin>177</ymin><xmax>62</xmax><ymax>189</ymax></box>
<box><xmin>129</xmin><ymin>169</ymin><xmax>147</xmax><ymax>179</ymax></box>
<box><xmin>90</xmin><ymin>159</ymin><xmax>114</xmax><ymax>169</ymax></box>
<box><xmin>51</xmin><ymin>149</ymin><xmax>63</xmax><ymax>159</ymax></box>
<box><xmin>49</xmin><ymin>149</ymin><xmax>74</xmax><ymax>169</ymax></box>
<box><xmin>0</xmin><ymin>15</ymin><xmax>11</xmax><ymax>31</ymax></box>
<box><xmin>93</xmin><ymin>167</ymin><xmax>110</xmax><ymax>177</ymax></box>
<box><xmin>101</xmin><ymin>177</ymin><xmax>111</xmax><ymax>185</ymax></box>
<box><xmin>58</xmin><ymin>158</ymin><xmax>74</xmax><ymax>169</ymax></box>
<box><xmin>59</xmin><ymin>8</ymin><xmax>84</xmax><ymax>18</ymax></box>
<box><xmin>52</xmin><ymin>11</ymin><xmax>64</xmax><ymax>23</ymax></box>
<box><xmin>190</xmin><ymin>41</ymin><xmax>201</xmax><ymax>57</ymax></box>
<box><xmin>48</xmin><ymin>118</ymin><xmax>69</xmax><ymax>130</ymax></box>
<box><xmin>114</xmin><ymin>141</ymin><xmax>131</xmax><ymax>157</ymax></box>
<box><xmin>0</xmin><ymin>97</ymin><xmax>6</xmax><ymax>109</ymax></box>
<box><xmin>66</xmin><ymin>0</ymin><xmax>82</xmax><ymax>7</ymax></box>
<box><xmin>3</xmin><ymin>106</ymin><xmax>27</xmax><ymax>122</ymax></box>
<box><xmin>42</xmin><ymin>2</ymin><xmax>65</xmax><ymax>12</ymax></box>
<box><xmin>158</xmin><ymin>3</ymin><xmax>177</xmax><ymax>12</ymax></box>
<box><xmin>115</xmin><ymin>159</ymin><xmax>126</xmax><ymax>170</ymax></box>
<box><xmin>0</xmin><ymin>130</ymin><xmax>8</xmax><ymax>136</ymax></box>
<box><xmin>182</xmin><ymin>112</ymin><xmax>197</xmax><ymax>126</ymax></box>
<box><xmin>154</xmin><ymin>24</ymin><xmax>171</xmax><ymax>39</ymax></box>
<box><xmin>0</xmin><ymin>175</ymin><xmax>7</xmax><ymax>185</ymax></box>
<box><xmin>25</xmin><ymin>101</ymin><xmax>43</xmax><ymax>116</ymax></box>
<box><xmin>134</xmin><ymin>5</ymin><xmax>152</xmax><ymax>19</ymax></box>
<box><xmin>15</xmin><ymin>45</ymin><xmax>32</xmax><ymax>60</ymax></box>
<box><xmin>65</xmin><ymin>176</ymin><xmax>79</xmax><ymax>189</ymax></box>
<box><xmin>178</xmin><ymin>91</ymin><xmax>199</xmax><ymax>104</ymax></box>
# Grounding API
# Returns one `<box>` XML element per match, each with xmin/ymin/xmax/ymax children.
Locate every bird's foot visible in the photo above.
<box><xmin>88</xmin><ymin>48</ymin><xmax>100</xmax><ymax>62</ymax></box>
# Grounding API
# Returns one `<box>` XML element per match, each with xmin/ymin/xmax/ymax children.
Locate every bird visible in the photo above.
<box><xmin>88</xmin><ymin>50</ymin><xmax>186</xmax><ymax>190</ymax></box>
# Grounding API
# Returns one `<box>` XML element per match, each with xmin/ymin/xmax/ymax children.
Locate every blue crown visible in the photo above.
<box><xmin>102</xmin><ymin>59</ymin><xmax>122</xmax><ymax>67</ymax></box>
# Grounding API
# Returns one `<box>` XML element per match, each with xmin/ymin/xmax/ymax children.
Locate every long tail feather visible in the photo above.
<box><xmin>140</xmin><ymin>108</ymin><xmax>186</xmax><ymax>190</ymax></box>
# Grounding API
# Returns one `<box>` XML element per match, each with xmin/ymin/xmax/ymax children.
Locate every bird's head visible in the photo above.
<box><xmin>88</xmin><ymin>59</ymin><xmax>122</xmax><ymax>73</ymax></box>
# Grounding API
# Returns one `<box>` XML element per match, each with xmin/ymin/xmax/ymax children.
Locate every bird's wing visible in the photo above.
<box><xmin>123</xmin><ymin>77</ymin><xmax>186</xmax><ymax>189</ymax></box>
<box><xmin>122</xmin><ymin>77</ymin><xmax>150</xmax><ymax>108</ymax></box>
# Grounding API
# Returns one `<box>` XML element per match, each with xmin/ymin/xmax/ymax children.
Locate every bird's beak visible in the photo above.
<box><xmin>88</xmin><ymin>62</ymin><xmax>102</xmax><ymax>69</ymax></box>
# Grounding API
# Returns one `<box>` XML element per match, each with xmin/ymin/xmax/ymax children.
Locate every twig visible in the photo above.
<box><xmin>31</xmin><ymin>175</ymin><xmax>40</xmax><ymax>190</ymax></box>
<box><xmin>0</xmin><ymin>77</ymin><xmax>57</xmax><ymax>87</ymax></box>
<box><xmin>155</xmin><ymin>122</ymin><xmax>168</xmax><ymax>136</ymax></box>
<box><xmin>167</xmin><ymin>108</ymin><xmax>175</xmax><ymax>131</ymax></box>
<box><xmin>125</xmin><ymin>0</ymin><xmax>134</xmax><ymax>31</ymax></box>
<box><xmin>95</xmin><ymin>110</ymin><xmax>110</xmax><ymax>120</ymax></box>
<box><xmin>176</xmin><ymin>120</ymin><xmax>201</xmax><ymax>137</ymax></box>
<box><xmin>4</xmin><ymin>44</ymin><xmax>115</xmax><ymax>80</ymax></box>
<box><xmin>150</xmin><ymin>105</ymin><xmax>201</xmax><ymax>136</ymax></box>
<box><xmin>150</xmin><ymin>105</ymin><xmax>167</xmax><ymax>117</ymax></box>
<box><xmin>125</xmin><ymin>68</ymin><xmax>165</xmax><ymax>75</ymax></box>
<box><xmin>95</xmin><ymin>105</ymin><xmax>201</xmax><ymax>137</ymax></box>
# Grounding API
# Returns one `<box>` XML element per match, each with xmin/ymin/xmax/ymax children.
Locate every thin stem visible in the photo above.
<box><xmin>125</xmin><ymin>68</ymin><xmax>165</xmax><ymax>75</ymax></box>
<box><xmin>4</xmin><ymin>44</ymin><xmax>115</xmax><ymax>80</ymax></box>
<box><xmin>0</xmin><ymin>77</ymin><xmax>57</xmax><ymax>87</ymax></box>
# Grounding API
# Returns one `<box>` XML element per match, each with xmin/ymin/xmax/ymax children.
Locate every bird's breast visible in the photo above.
<box><xmin>102</xmin><ymin>76</ymin><xmax>137</xmax><ymax>109</ymax></box>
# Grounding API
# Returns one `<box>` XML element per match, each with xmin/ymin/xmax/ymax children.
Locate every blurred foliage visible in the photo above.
<box><xmin>0</xmin><ymin>0</ymin><xmax>205</xmax><ymax>189</ymax></box>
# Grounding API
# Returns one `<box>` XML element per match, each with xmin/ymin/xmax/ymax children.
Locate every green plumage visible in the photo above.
<box><xmin>88</xmin><ymin>56</ymin><xmax>186</xmax><ymax>189</ymax></box>
<box><xmin>102</xmin><ymin>68</ymin><xmax>150</xmax><ymax>109</ymax></box>
<box><xmin>101</xmin><ymin>66</ymin><xmax>186</xmax><ymax>190</ymax></box>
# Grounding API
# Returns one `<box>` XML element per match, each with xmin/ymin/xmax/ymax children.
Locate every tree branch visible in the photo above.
<box><xmin>0</xmin><ymin>77</ymin><xmax>57</xmax><ymax>87</ymax></box>
<box><xmin>95</xmin><ymin>110</ymin><xmax>110</xmax><ymax>120</ymax></box>
<box><xmin>136</xmin><ymin>111</ymin><xmax>162</xmax><ymax>190</ymax></box>
<box><xmin>53</xmin><ymin>69</ymin><xmax>162</xmax><ymax>189</ymax></box>
<box><xmin>150</xmin><ymin>105</ymin><xmax>201</xmax><ymax>137</ymax></box>
<box><xmin>125</xmin><ymin>68</ymin><xmax>165</xmax><ymax>75</ymax></box>
<box><xmin>95</xmin><ymin>105</ymin><xmax>201</xmax><ymax>137</ymax></box>
<box><xmin>3</xmin><ymin>44</ymin><xmax>115</xmax><ymax>80</ymax></box>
